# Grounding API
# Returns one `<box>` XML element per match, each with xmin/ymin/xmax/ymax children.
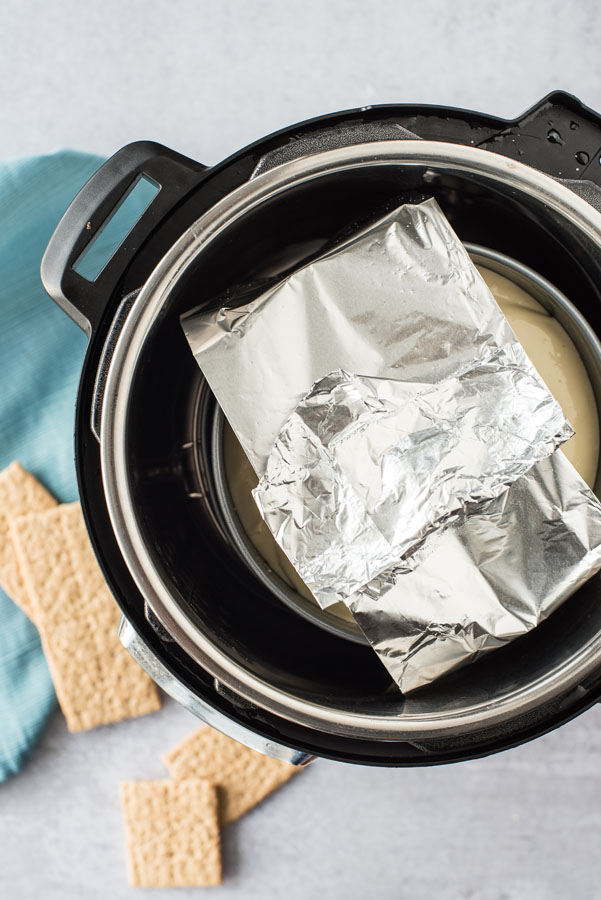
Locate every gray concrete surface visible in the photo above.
<box><xmin>2</xmin><ymin>1</ymin><xmax>601</xmax><ymax>897</ymax></box>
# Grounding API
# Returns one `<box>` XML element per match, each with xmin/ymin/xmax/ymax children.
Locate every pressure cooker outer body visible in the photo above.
<box><xmin>62</xmin><ymin>93</ymin><xmax>601</xmax><ymax>765</ymax></box>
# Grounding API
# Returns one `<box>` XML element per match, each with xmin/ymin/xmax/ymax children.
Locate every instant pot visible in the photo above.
<box><xmin>41</xmin><ymin>91</ymin><xmax>601</xmax><ymax>766</ymax></box>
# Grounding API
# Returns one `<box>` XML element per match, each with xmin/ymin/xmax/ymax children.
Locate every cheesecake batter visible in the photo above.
<box><xmin>223</xmin><ymin>265</ymin><xmax>600</xmax><ymax>625</ymax></box>
<box><xmin>479</xmin><ymin>266</ymin><xmax>599</xmax><ymax>488</ymax></box>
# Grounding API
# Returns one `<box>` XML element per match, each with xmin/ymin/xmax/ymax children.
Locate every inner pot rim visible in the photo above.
<box><xmin>100</xmin><ymin>139</ymin><xmax>601</xmax><ymax>740</ymax></box>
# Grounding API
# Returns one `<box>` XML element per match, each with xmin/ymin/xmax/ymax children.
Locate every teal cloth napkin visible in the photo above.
<box><xmin>0</xmin><ymin>150</ymin><xmax>104</xmax><ymax>781</ymax></box>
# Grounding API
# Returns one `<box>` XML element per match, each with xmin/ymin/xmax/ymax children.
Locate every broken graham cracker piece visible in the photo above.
<box><xmin>163</xmin><ymin>726</ymin><xmax>299</xmax><ymax>825</ymax></box>
<box><xmin>10</xmin><ymin>502</ymin><xmax>160</xmax><ymax>731</ymax></box>
<box><xmin>0</xmin><ymin>461</ymin><xmax>56</xmax><ymax>620</ymax></box>
<box><xmin>121</xmin><ymin>779</ymin><xmax>222</xmax><ymax>888</ymax></box>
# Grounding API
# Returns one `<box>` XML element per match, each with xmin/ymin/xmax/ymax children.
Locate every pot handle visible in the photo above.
<box><xmin>118</xmin><ymin>616</ymin><xmax>315</xmax><ymax>766</ymax></box>
<box><xmin>41</xmin><ymin>141</ymin><xmax>207</xmax><ymax>336</ymax></box>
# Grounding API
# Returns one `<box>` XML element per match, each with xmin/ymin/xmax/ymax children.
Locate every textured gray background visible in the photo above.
<box><xmin>3</xmin><ymin>0</ymin><xmax>601</xmax><ymax>897</ymax></box>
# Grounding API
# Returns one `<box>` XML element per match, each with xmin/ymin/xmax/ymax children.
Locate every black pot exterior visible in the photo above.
<box><xmin>51</xmin><ymin>92</ymin><xmax>601</xmax><ymax>765</ymax></box>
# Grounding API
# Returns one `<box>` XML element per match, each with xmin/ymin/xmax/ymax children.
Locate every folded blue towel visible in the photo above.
<box><xmin>0</xmin><ymin>150</ymin><xmax>104</xmax><ymax>781</ymax></box>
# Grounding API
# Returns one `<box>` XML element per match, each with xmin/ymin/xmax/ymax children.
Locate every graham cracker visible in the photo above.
<box><xmin>10</xmin><ymin>501</ymin><xmax>161</xmax><ymax>731</ymax></box>
<box><xmin>121</xmin><ymin>779</ymin><xmax>222</xmax><ymax>887</ymax></box>
<box><xmin>163</xmin><ymin>726</ymin><xmax>299</xmax><ymax>825</ymax></box>
<box><xmin>0</xmin><ymin>461</ymin><xmax>56</xmax><ymax>620</ymax></box>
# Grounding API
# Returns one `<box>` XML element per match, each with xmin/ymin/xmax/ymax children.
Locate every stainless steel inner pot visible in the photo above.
<box><xmin>209</xmin><ymin>243</ymin><xmax>601</xmax><ymax>646</ymax></box>
<box><xmin>100</xmin><ymin>140</ymin><xmax>601</xmax><ymax>741</ymax></box>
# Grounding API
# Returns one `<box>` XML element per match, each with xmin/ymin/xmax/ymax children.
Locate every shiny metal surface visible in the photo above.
<box><xmin>101</xmin><ymin>140</ymin><xmax>601</xmax><ymax>740</ymax></box>
<box><xmin>257</xmin><ymin>355</ymin><xmax>569</xmax><ymax>607</ymax></box>
<box><xmin>118</xmin><ymin>616</ymin><xmax>314</xmax><ymax>765</ymax></box>
<box><xmin>469</xmin><ymin>244</ymin><xmax>601</xmax><ymax>438</ymax></box>
<box><xmin>210</xmin><ymin>244</ymin><xmax>601</xmax><ymax>647</ymax></box>
<box><xmin>190</xmin><ymin>197</ymin><xmax>598</xmax><ymax>695</ymax></box>
<box><xmin>219</xmin><ymin>201</ymin><xmax>569</xmax><ymax>602</ymax></box>
<box><xmin>349</xmin><ymin>449</ymin><xmax>601</xmax><ymax>692</ymax></box>
<box><xmin>210</xmin><ymin>407</ymin><xmax>366</xmax><ymax>644</ymax></box>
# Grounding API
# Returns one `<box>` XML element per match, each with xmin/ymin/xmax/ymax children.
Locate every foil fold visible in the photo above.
<box><xmin>182</xmin><ymin>197</ymin><xmax>601</xmax><ymax>694</ymax></box>
<box><xmin>347</xmin><ymin>451</ymin><xmax>601</xmax><ymax>692</ymax></box>
<box><xmin>182</xmin><ymin>198</ymin><xmax>518</xmax><ymax>477</ymax></box>
<box><xmin>253</xmin><ymin>348</ymin><xmax>571</xmax><ymax>608</ymax></box>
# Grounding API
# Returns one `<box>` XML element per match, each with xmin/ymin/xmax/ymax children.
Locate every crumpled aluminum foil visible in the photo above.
<box><xmin>182</xmin><ymin>198</ymin><xmax>519</xmax><ymax>477</ymax></box>
<box><xmin>347</xmin><ymin>451</ymin><xmax>601</xmax><ymax>693</ymax></box>
<box><xmin>182</xmin><ymin>197</ymin><xmax>601</xmax><ymax>694</ymax></box>
<box><xmin>253</xmin><ymin>351</ymin><xmax>571</xmax><ymax>608</ymax></box>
